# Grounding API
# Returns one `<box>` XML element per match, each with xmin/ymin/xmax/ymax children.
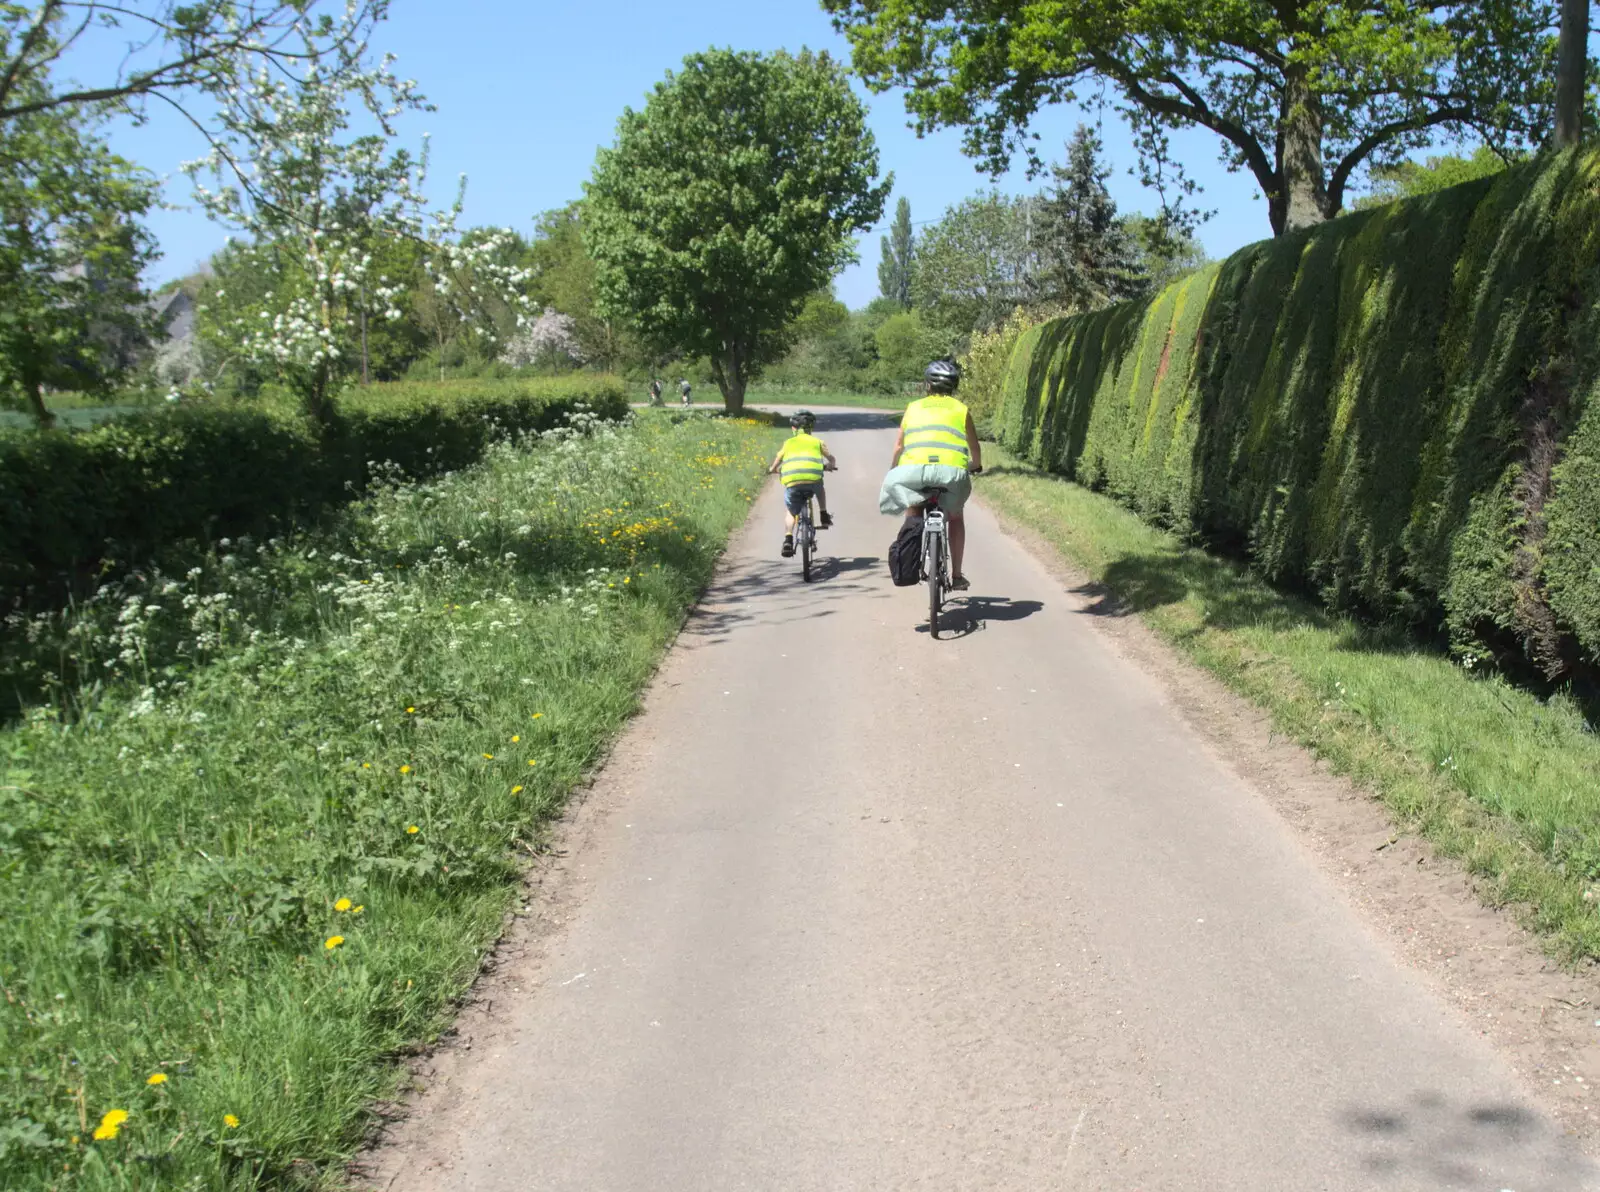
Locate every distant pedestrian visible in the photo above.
<box><xmin>648</xmin><ymin>378</ymin><xmax>663</xmax><ymax>406</ymax></box>
<box><xmin>679</xmin><ymin>378</ymin><xmax>692</xmax><ymax>407</ymax></box>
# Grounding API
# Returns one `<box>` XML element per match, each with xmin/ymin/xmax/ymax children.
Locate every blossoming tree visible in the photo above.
<box><xmin>500</xmin><ymin>307</ymin><xmax>585</xmax><ymax>371</ymax></box>
<box><xmin>184</xmin><ymin>17</ymin><xmax>531</xmax><ymax>421</ymax></box>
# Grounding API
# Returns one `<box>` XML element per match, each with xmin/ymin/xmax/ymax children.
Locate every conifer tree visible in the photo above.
<box><xmin>1034</xmin><ymin>126</ymin><xmax>1144</xmax><ymax>311</ymax></box>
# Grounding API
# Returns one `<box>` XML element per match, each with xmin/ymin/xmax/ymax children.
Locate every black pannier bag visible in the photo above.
<box><xmin>887</xmin><ymin>516</ymin><xmax>924</xmax><ymax>586</ymax></box>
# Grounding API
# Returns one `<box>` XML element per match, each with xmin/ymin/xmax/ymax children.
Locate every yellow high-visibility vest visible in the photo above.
<box><xmin>898</xmin><ymin>395</ymin><xmax>970</xmax><ymax>469</ymax></box>
<box><xmin>779</xmin><ymin>433</ymin><xmax>827</xmax><ymax>487</ymax></box>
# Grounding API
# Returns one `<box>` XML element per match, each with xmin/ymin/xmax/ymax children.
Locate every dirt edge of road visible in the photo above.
<box><xmin>982</xmin><ymin>498</ymin><xmax>1600</xmax><ymax>1151</ymax></box>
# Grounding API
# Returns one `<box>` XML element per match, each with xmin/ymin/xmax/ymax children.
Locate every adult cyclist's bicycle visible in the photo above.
<box><xmin>918</xmin><ymin>468</ymin><xmax>980</xmax><ymax>639</ymax></box>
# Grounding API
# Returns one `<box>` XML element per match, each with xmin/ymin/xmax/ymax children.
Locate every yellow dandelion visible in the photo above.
<box><xmin>324</xmin><ymin>935</ymin><xmax>345</xmax><ymax>951</ymax></box>
<box><xmin>531</xmin><ymin>713</ymin><xmax>543</xmax><ymax>719</ymax></box>
<box><xmin>527</xmin><ymin>759</ymin><xmax>537</xmax><ymax>767</ymax></box>
<box><xmin>405</xmin><ymin>706</ymin><xmax>416</xmax><ymax>714</ymax></box>
<box><xmin>406</xmin><ymin>825</ymin><xmax>420</xmax><ymax>835</ymax></box>
<box><xmin>92</xmin><ymin>1109</ymin><xmax>128</xmax><ymax>1141</ymax></box>
<box><xmin>361</xmin><ymin>762</ymin><xmax>372</xmax><ymax>770</ymax></box>
<box><xmin>399</xmin><ymin>765</ymin><xmax>412</xmax><ymax>774</ymax></box>
<box><xmin>482</xmin><ymin>753</ymin><xmax>494</xmax><ymax>760</ymax></box>
<box><xmin>511</xmin><ymin>735</ymin><xmax>520</xmax><ymax>743</ymax></box>
<box><xmin>352</xmin><ymin>905</ymin><xmax>365</xmax><ymax>914</ymax></box>
<box><xmin>334</xmin><ymin>898</ymin><xmax>352</xmax><ymax>912</ymax></box>
<box><xmin>145</xmin><ymin>1073</ymin><xmax>167</xmax><ymax>1086</ymax></box>
<box><xmin>511</xmin><ymin>785</ymin><xmax>524</xmax><ymax>795</ymax></box>
<box><xmin>223</xmin><ymin>1114</ymin><xmax>240</xmax><ymax>1129</ymax></box>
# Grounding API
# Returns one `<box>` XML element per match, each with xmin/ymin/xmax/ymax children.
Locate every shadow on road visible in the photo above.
<box><xmin>1338</xmin><ymin>1093</ymin><xmax>1594</xmax><ymax>1188</ymax></box>
<box><xmin>915</xmin><ymin>595</ymin><xmax>1045</xmax><ymax>638</ymax></box>
<box><xmin>684</xmin><ymin>554</ymin><xmax>890</xmax><ymax>644</ymax></box>
<box><xmin>808</xmin><ymin>554</ymin><xmax>880</xmax><ymax>583</ymax></box>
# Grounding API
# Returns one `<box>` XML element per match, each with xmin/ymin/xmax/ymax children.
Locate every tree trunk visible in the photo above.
<box><xmin>1556</xmin><ymin>0</ymin><xmax>1590</xmax><ymax>147</ymax></box>
<box><xmin>1277</xmin><ymin>62</ymin><xmax>1329</xmax><ymax>233</ymax></box>
<box><xmin>24</xmin><ymin>374</ymin><xmax>55</xmax><ymax>430</ymax></box>
<box><xmin>304</xmin><ymin>361</ymin><xmax>334</xmax><ymax>427</ymax></box>
<box><xmin>711</xmin><ymin>340</ymin><xmax>746</xmax><ymax>414</ymax></box>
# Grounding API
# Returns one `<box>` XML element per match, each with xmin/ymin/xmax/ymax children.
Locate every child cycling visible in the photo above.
<box><xmin>769</xmin><ymin>410</ymin><xmax>836</xmax><ymax>558</ymax></box>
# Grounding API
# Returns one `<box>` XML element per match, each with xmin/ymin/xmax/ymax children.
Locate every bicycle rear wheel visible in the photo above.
<box><xmin>801</xmin><ymin>514</ymin><xmax>813</xmax><ymax>582</ymax></box>
<box><xmin>928</xmin><ymin>534</ymin><xmax>943</xmax><ymax>638</ymax></box>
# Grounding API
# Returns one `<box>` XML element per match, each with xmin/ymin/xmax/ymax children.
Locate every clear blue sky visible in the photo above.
<box><xmin>106</xmin><ymin>0</ymin><xmax>1388</xmax><ymax>309</ymax></box>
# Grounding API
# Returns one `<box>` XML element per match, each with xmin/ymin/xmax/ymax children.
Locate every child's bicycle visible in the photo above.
<box><xmin>791</xmin><ymin>466</ymin><xmax>836</xmax><ymax>583</ymax></box>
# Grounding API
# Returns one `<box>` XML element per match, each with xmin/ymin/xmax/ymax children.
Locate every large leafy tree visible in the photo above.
<box><xmin>878</xmin><ymin>195</ymin><xmax>914</xmax><ymax>307</ymax></box>
<box><xmin>911</xmin><ymin>190</ymin><xmax>1040</xmax><ymax>332</ymax></box>
<box><xmin>0</xmin><ymin>99</ymin><xmax>155</xmax><ymax>428</ymax></box>
<box><xmin>824</xmin><ymin>0</ymin><xmax>1561</xmax><ymax>235</ymax></box>
<box><xmin>584</xmin><ymin>47</ymin><xmax>889</xmax><ymax>412</ymax></box>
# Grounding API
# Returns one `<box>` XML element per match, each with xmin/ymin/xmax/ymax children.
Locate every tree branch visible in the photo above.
<box><xmin>1101</xmin><ymin>57</ymin><xmax>1281</xmax><ymax>201</ymax></box>
<box><xmin>1326</xmin><ymin>104</ymin><xmax>1476</xmax><ymax>212</ymax></box>
<box><xmin>0</xmin><ymin>1</ymin><xmax>378</xmax><ymax>120</ymax></box>
<box><xmin>0</xmin><ymin>0</ymin><xmax>66</xmax><ymax>112</ymax></box>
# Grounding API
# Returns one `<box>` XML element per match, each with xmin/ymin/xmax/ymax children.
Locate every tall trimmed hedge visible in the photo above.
<box><xmin>0</xmin><ymin>376</ymin><xmax>629</xmax><ymax>609</ymax></box>
<box><xmin>994</xmin><ymin>149</ymin><xmax>1600</xmax><ymax>677</ymax></box>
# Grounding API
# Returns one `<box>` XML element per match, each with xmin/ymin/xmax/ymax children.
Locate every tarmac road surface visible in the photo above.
<box><xmin>375</xmin><ymin>409</ymin><xmax>1597</xmax><ymax>1192</ymax></box>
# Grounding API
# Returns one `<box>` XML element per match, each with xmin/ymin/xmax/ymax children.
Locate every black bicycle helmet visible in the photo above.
<box><xmin>925</xmin><ymin>359</ymin><xmax>961</xmax><ymax>394</ymax></box>
<box><xmin>791</xmin><ymin>409</ymin><xmax>817</xmax><ymax>432</ymax></box>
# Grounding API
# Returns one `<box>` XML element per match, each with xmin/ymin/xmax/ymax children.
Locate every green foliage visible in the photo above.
<box><xmin>0</xmin><ymin>377</ymin><xmax>628</xmax><ymax>616</ymax></box>
<box><xmin>958</xmin><ymin>303</ymin><xmax>1069</xmax><ymax>427</ymax></box>
<box><xmin>0</xmin><ymin>100</ymin><xmax>157</xmax><ymax>428</ymax></box>
<box><xmin>0</xmin><ymin>413</ymin><xmax>780</xmax><ymax>1189</ymax></box>
<box><xmin>1125</xmin><ymin>214</ymin><xmax>1209</xmax><ymax>293</ymax></box>
<box><xmin>1034</xmin><ymin>125</ymin><xmax>1146</xmax><ymax>310</ymax></box>
<box><xmin>793</xmin><ymin>290</ymin><xmax>850</xmax><ymax>343</ymax></box>
<box><xmin>584</xmin><ymin>48</ymin><xmax>888</xmax><ymax>410</ymax></box>
<box><xmin>1357</xmin><ymin>147</ymin><xmax>1515</xmax><ymax>209</ymax></box>
<box><xmin>526</xmin><ymin>203</ymin><xmax>642</xmax><ymax>373</ymax></box>
<box><xmin>872</xmin><ymin>308</ymin><xmax>943</xmax><ymax>389</ymax></box>
<box><xmin>878</xmin><ymin>195</ymin><xmax>915</xmax><ymax>308</ymax></box>
<box><xmin>825</xmin><ymin>0</ymin><xmax>1560</xmax><ymax>234</ymax></box>
<box><xmin>994</xmin><ymin>148</ymin><xmax>1600</xmax><ymax>681</ymax></box>
<box><xmin>910</xmin><ymin>190</ymin><xmax>1039</xmax><ymax>334</ymax></box>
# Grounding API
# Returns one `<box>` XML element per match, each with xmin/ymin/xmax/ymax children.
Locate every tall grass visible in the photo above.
<box><xmin>981</xmin><ymin>446</ymin><xmax>1600</xmax><ymax>964</ymax></box>
<box><xmin>0</xmin><ymin>409</ymin><xmax>780</xmax><ymax>1190</ymax></box>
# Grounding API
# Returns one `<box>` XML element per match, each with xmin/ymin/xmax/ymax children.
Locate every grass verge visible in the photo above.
<box><xmin>980</xmin><ymin>446</ymin><xmax>1600</xmax><ymax>964</ymax></box>
<box><xmin>0</xmin><ymin>410</ymin><xmax>781</xmax><ymax>1189</ymax></box>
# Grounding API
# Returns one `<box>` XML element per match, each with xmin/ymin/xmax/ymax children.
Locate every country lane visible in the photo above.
<box><xmin>373</xmin><ymin>408</ymin><xmax>1597</xmax><ymax>1191</ymax></box>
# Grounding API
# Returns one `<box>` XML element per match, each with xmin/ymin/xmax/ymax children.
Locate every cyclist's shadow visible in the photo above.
<box><xmin>916</xmin><ymin>595</ymin><xmax>1045</xmax><ymax>638</ymax></box>
<box><xmin>808</xmin><ymin>555</ymin><xmax>880</xmax><ymax>583</ymax></box>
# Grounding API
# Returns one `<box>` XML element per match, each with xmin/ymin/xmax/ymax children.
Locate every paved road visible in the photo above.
<box><xmin>379</xmin><ymin>411</ymin><xmax>1596</xmax><ymax>1191</ymax></box>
